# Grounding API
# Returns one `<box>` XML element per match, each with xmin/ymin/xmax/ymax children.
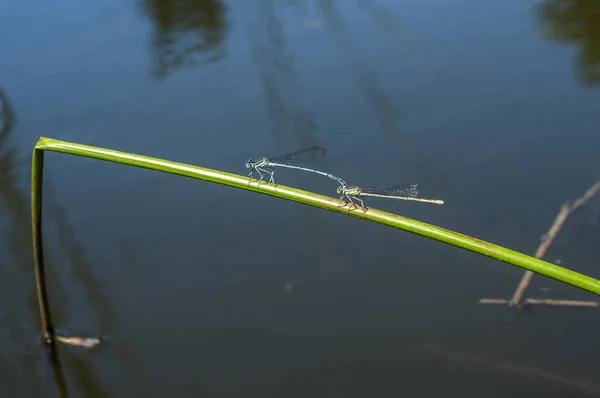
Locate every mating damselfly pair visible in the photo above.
<box><xmin>246</xmin><ymin>146</ymin><xmax>444</xmax><ymax>211</ymax></box>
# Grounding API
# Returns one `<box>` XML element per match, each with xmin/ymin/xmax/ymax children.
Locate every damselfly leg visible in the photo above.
<box><xmin>249</xmin><ymin>166</ymin><xmax>274</xmax><ymax>187</ymax></box>
<box><xmin>259</xmin><ymin>166</ymin><xmax>275</xmax><ymax>184</ymax></box>
<box><xmin>336</xmin><ymin>186</ymin><xmax>366</xmax><ymax>213</ymax></box>
<box><xmin>345</xmin><ymin>194</ymin><xmax>366</xmax><ymax>213</ymax></box>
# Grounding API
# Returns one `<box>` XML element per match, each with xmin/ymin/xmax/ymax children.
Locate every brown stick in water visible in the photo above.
<box><xmin>509</xmin><ymin>180</ymin><xmax>600</xmax><ymax>307</ymax></box>
<box><xmin>480</xmin><ymin>298</ymin><xmax>600</xmax><ymax>307</ymax></box>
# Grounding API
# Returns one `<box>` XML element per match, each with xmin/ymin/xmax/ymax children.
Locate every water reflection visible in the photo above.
<box><xmin>537</xmin><ymin>0</ymin><xmax>600</xmax><ymax>85</ymax></box>
<box><xmin>318</xmin><ymin>0</ymin><xmax>453</xmax><ymax>196</ymax></box>
<box><xmin>0</xmin><ymin>87</ymin><xmax>50</xmax><ymax>397</ymax></box>
<box><xmin>357</xmin><ymin>0</ymin><xmax>416</xmax><ymax>53</ymax></box>
<box><xmin>140</xmin><ymin>0</ymin><xmax>229</xmax><ymax>77</ymax></box>
<box><xmin>45</xmin><ymin>185</ymin><xmax>143</xmax><ymax>397</ymax></box>
<box><xmin>318</xmin><ymin>0</ymin><xmax>403</xmax><ymax>139</ymax></box>
<box><xmin>247</xmin><ymin>0</ymin><xmax>323</xmax><ymax>147</ymax></box>
<box><xmin>247</xmin><ymin>0</ymin><xmax>335</xmax><ymax>252</ymax></box>
<box><xmin>46</xmin><ymin>344</ymin><xmax>70</xmax><ymax>398</ymax></box>
<box><xmin>0</xmin><ymin>87</ymin><xmax>140</xmax><ymax>397</ymax></box>
<box><xmin>0</xmin><ymin>90</ymin><xmax>14</xmax><ymax>140</ymax></box>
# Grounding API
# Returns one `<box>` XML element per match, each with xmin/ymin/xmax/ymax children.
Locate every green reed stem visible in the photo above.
<box><xmin>31</xmin><ymin>147</ymin><xmax>55</xmax><ymax>343</ymax></box>
<box><xmin>31</xmin><ymin>136</ymin><xmax>600</xmax><ymax>338</ymax></box>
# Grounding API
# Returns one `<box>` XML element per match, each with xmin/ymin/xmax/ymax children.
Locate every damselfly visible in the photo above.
<box><xmin>337</xmin><ymin>184</ymin><xmax>444</xmax><ymax>210</ymax></box>
<box><xmin>246</xmin><ymin>146</ymin><xmax>347</xmax><ymax>187</ymax></box>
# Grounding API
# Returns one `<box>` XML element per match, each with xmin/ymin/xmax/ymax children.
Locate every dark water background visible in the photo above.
<box><xmin>1</xmin><ymin>0</ymin><xmax>600</xmax><ymax>397</ymax></box>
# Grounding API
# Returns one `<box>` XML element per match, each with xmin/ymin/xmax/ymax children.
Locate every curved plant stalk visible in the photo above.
<box><xmin>31</xmin><ymin>147</ymin><xmax>54</xmax><ymax>343</ymax></box>
<box><xmin>31</xmin><ymin>137</ymin><xmax>600</xmax><ymax>342</ymax></box>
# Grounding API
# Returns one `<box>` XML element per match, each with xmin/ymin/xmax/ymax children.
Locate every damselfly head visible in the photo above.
<box><xmin>245</xmin><ymin>158</ymin><xmax>254</xmax><ymax>168</ymax></box>
<box><xmin>336</xmin><ymin>186</ymin><xmax>345</xmax><ymax>194</ymax></box>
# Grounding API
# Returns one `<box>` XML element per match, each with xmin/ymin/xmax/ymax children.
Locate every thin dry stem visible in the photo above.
<box><xmin>480</xmin><ymin>298</ymin><xmax>600</xmax><ymax>307</ymax></box>
<box><xmin>509</xmin><ymin>180</ymin><xmax>600</xmax><ymax>307</ymax></box>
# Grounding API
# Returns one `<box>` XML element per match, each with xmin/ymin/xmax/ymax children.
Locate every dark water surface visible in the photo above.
<box><xmin>2</xmin><ymin>0</ymin><xmax>600</xmax><ymax>396</ymax></box>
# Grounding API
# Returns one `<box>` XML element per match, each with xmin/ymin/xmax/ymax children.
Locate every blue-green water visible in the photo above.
<box><xmin>1</xmin><ymin>0</ymin><xmax>600</xmax><ymax>397</ymax></box>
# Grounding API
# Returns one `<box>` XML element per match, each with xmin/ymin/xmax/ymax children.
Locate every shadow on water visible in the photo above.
<box><xmin>247</xmin><ymin>0</ymin><xmax>338</xmax><ymax>253</ymax></box>
<box><xmin>0</xmin><ymin>88</ymin><xmax>141</xmax><ymax>397</ymax></box>
<box><xmin>537</xmin><ymin>0</ymin><xmax>600</xmax><ymax>85</ymax></box>
<box><xmin>139</xmin><ymin>0</ymin><xmax>230</xmax><ymax>78</ymax></box>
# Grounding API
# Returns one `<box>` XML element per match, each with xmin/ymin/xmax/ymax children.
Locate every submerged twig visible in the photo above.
<box><xmin>509</xmin><ymin>180</ymin><xmax>600</xmax><ymax>307</ymax></box>
<box><xmin>480</xmin><ymin>298</ymin><xmax>600</xmax><ymax>307</ymax></box>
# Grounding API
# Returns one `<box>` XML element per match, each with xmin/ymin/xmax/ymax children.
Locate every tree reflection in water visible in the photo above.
<box><xmin>0</xmin><ymin>89</ymin><xmax>14</xmax><ymax>140</ymax></box>
<box><xmin>140</xmin><ymin>0</ymin><xmax>229</xmax><ymax>77</ymax></box>
<box><xmin>537</xmin><ymin>0</ymin><xmax>600</xmax><ymax>85</ymax></box>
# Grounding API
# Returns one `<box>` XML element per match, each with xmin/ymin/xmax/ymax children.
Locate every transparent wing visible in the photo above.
<box><xmin>360</xmin><ymin>184</ymin><xmax>420</xmax><ymax>198</ymax></box>
<box><xmin>267</xmin><ymin>146</ymin><xmax>327</xmax><ymax>165</ymax></box>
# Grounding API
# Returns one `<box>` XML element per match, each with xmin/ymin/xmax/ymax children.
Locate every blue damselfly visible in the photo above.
<box><xmin>246</xmin><ymin>146</ymin><xmax>347</xmax><ymax>187</ymax></box>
